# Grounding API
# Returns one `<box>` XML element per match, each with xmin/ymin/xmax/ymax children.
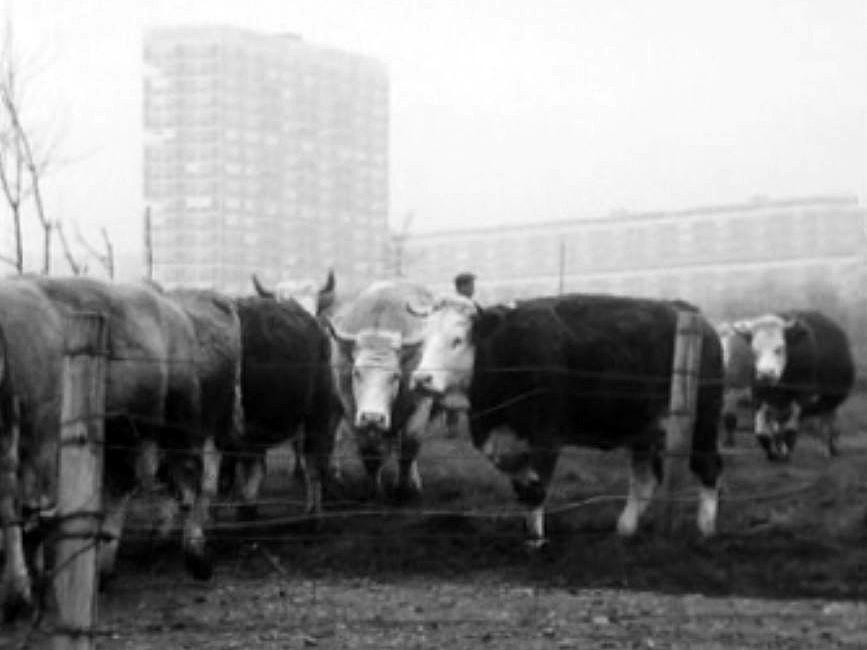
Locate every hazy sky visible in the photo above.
<box><xmin>3</xmin><ymin>0</ymin><xmax>866</xmax><ymax>274</ymax></box>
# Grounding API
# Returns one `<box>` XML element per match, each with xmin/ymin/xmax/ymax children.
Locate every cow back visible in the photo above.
<box><xmin>235</xmin><ymin>296</ymin><xmax>332</xmax><ymax>446</ymax></box>
<box><xmin>470</xmin><ymin>293</ymin><xmax>723</xmax><ymax>450</ymax></box>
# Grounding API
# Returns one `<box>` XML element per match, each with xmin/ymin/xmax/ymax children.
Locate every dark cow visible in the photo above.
<box><xmin>0</xmin><ymin>277</ymin><xmax>213</xmax><ymax>620</ymax></box>
<box><xmin>716</xmin><ymin>321</ymin><xmax>756</xmax><ymax>447</ymax></box>
<box><xmin>327</xmin><ymin>281</ymin><xmax>434</xmax><ymax>500</ymax></box>
<box><xmin>165</xmin><ymin>288</ymin><xmax>244</xmax><ymax>518</ymax></box>
<box><xmin>410</xmin><ymin>294</ymin><xmax>724</xmax><ymax>545</ymax></box>
<box><xmin>251</xmin><ymin>269</ymin><xmax>339</xmax><ymax>481</ymax></box>
<box><xmin>231</xmin><ymin>295</ymin><xmax>338</xmax><ymax>518</ymax></box>
<box><xmin>732</xmin><ymin>311</ymin><xmax>854</xmax><ymax>461</ymax></box>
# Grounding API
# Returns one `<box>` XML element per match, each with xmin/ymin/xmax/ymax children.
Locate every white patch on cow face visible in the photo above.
<box><xmin>352</xmin><ymin>342</ymin><xmax>402</xmax><ymax>431</ymax></box>
<box><xmin>412</xmin><ymin>307</ymin><xmax>475</xmax><ymax>397</ymax></box>
<box><xmin>748</xmin><ymin>317</ymin><xmax>787</xmax><ymax>383</ymax></box>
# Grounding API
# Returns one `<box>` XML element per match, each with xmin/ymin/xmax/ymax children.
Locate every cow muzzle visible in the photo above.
<box><xmin>356</xmin><ymin>410</ymin><xmax>390</xmax><ymax>431</ymax></box>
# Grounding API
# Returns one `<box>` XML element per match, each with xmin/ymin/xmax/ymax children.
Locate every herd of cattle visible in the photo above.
<box><xmin>0</xmin><ymin>273</ymin><xmax>856</xmax><ymax>621</ymax></box>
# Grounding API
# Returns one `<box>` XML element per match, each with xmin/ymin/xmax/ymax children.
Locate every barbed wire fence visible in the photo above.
<box><xmin>9</xmin><ymin>308</ymin><xmax>867</xmax><ymax>648</ymax></box>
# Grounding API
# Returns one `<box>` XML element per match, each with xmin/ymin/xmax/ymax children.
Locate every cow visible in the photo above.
<box><xmin>730</xmin><ymin>311</ymin><xmax>854</xmax><ymax>461</ymax></box>
<box><xmin>231</xmin><ymin>295</ymin><xmax>338</xmax><ymax>519</ymax></box>
<box><xmin>0</xmin><ymin>277</ymin><xmax>214</xmax><ymax>621</ymax></box>
<box><xmin>409</xmin><ymin>293</ymin><xmax>724</xmax><ymax>546</ymax></box>
<box><xmin>251</xmin><ymin>269</ymin><xmax>339</xmax><ymax>481</ymax></box>
<box><xmin>164</xmin><ymin>288</ymin><xmax>244</xmax><ymax>516</ymax></box>
<box><xmin>716</xmin><ymin>321</ymin><xmax>756</xmax><ymax>447</ymax></box>
<box><xmin>326</xmin><ymin>280</ymin><xmax>435</xmax><ymax>501</ymax></box>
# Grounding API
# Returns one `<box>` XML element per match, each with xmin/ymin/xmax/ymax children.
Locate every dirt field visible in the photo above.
<box><xmin>7</xmin><ymin>396</ymin><xmax>867</xmax><ymax>649</ymax></box>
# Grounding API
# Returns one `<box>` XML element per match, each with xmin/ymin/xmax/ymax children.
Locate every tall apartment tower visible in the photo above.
<box><xmin>144</xmin><ymin>26</ymin><xmax>389</xmax><ymax>293</ymax></box>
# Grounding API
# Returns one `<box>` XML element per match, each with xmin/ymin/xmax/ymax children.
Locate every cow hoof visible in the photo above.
<box><xmin>184</xmin><ymin>548</ymin><xmax>214</xmax><ymax>581</ymax></box>
<box><xmin>2</xmin><ymin>591</ymin><xmax>34</xmax><ymax>623</ymax></box>
<box><xmin>524</xmin><ymin>537</ymin><xmax>548</xmax><ymax>552</ymax></box>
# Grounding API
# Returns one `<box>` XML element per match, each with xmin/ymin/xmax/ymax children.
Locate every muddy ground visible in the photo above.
<box><xmin>6</xmin><ymin>397</ymin><xmax>867</xmax><ymax>649</ymax></box>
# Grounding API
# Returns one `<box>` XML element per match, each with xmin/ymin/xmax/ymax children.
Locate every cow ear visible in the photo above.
<box><xmin>473</xmin><ymin>305</ymin><xmax>511</xmax><ymax>340</ymax></box>
<box><xmin>783</xmin><ymin>317</ymin><xmax>809</xmax><ymax>343</ymax></box>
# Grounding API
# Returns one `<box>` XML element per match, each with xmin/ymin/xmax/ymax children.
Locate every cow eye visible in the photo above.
<box><xmin>352</xmin><ymin>368</ymin><xmax>362</xmax><ymax>381</ymax></box>
<box><xmin>774</xmin><ymin>346</ymin><xmax>784</xmax><ymax>356</ymax></box>
<box><xmin>390</xmin><ymin>372</ymin><xmax>400</xmax><ymax>384</ymax></box>
<box><xmin>451</xmin><ymin>336</ymin><xmax>463</xmax><ymax>349</ymax></box>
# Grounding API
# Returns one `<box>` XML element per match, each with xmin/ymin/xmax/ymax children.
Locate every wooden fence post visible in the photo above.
<box><xmin>53</xmin><ymin>312</ymin><xmax>106</xmax><ymax>650</ymax></box>
<box><xmin>662</xmin><ymin>310</ymin><xmax>704</xmax><ymax>533</ymax></box>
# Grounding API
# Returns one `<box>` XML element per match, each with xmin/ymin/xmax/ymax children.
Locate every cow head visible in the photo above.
<box><xmin>409</xmin><ymin>296</ymin><xmax>510</xmax><ymax>407</ymax></box>
<box><xmin>327</xmin><ymin>324</ymin><xmax>421</xmax><ymax>432</ymax></box>
<box><xmin>733</xmin><ymin>314</ymin><xmax>802</xmax><ymax>386</ymax></box>
<box><xmin>251</xmin><ymin>269</ymin><xmax>336</xmax><ymax>318</ymax></box>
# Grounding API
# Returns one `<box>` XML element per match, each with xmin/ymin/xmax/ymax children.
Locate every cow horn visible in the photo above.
<box><xmin>406</xmin><ymin>301</ymin><xmax>433</xmax><ymax>318</ymax></box>
<box><xmin>251</xmin><ymin>274</ymin><xmax>276</xmax><ymax>299</ymax></box>
<box><xmin>317</xmin><ymin>269</ymin><xmax>336</xmax><ymax>315</ymax></box>
<box><xmin>320</xmin><ymin>268</ymin><xmax>335</xmax><ymax>294</ymax></box>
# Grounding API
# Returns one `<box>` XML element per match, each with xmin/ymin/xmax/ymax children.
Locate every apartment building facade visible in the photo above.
<box><xmin>144</xmin><ymin>26</ymin><xmax>388</xmax><ymax>293</ymax></box>
<box><xmin>403</xmin><ymin>195</ymin><xmax>867</xmax><ymax>319</ymax></box>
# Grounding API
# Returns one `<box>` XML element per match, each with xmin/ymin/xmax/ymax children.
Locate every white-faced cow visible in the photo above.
<box><xmin>410</xmin><ymin>294</ymin><xmax>724</xmax><ymax>546</ymax></box>
<box><xmin>327</xmin><ymin>280</ymin><xmax>434</xmax><ymax>501</ymax></box>
<box><xmin>716</xmin><ymin>321</ymin><xmax>756</xmax><ymax>447</ymax></box>
<box><xmin>0</xmin><ymin>276</ymin><xmax>216</xmax><ymax>621</ymax></box>
<box><xmin>731</xmin><ymin>311</ymin><xmax>854</xmax><ymax>461</ymax></box>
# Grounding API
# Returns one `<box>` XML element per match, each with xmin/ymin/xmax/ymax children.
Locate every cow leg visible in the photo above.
<box><xmin>394</xmin><ymin>434</ymin><xmax>422</xmax><ymax>503</ymax></box>
<box><xmin>97</xmin><ymin>491</ymin><xmax>131</xmax><ymax>586</ymax></box>
<box><xmin>236</xmin><ymin>452</ymin><xmax>266</xmax><ymax>521</ymax></box>
<box><xmin>1</xmin><ymin>421</ymin><xmax>32</xmax><ymax>621</ymax></box>
<box><xmin>135</xmin><ymin>439</ymin><xmax>161</xmax><ymax>492</ymax></box>
<box><xmin>721</xmin><ymin>390</ymin><xmax>739</xmax><ymax>447</ymax></box>
<box><xmin>754</xmin><ymin>402</ymin><xmax>776</xmax><ymax>459</ymax></box>
<box><xmin>356</xmin><ymin>434</ymin><xmax>386</xmax><ymax>499</ymax></box>
<box><xmin>395</xmin><ymin>397</ymin><xmax>433</xmax><ymax>502</ymax></box>
<box><xmin>165</xmin><ymin>450</ymin><xmax>213</xmax><ymax>581</ymax></box>
<box><xmin>777</xmin><ymin>402</ymin><xmax>801</xmax><ymax>461</ymax></box>
<box><xmin>300</xmin><ymin>429</ymin><xmax>334</xmax><ymax>518</ymax></box>
<box><xmin>292</xmin><ymin>431</ymin><xmax>308</xmax><ymax>484</ymax></box>
<box><xmin>616</xmin><ymin>446</ymin><xmax>658</xmax><ymax>538</ymax></box>
<box><xmin>176</xmin><ymin>479</ymin><xmax>213</xmax><ymax>581</ymax></box>
<box><xmin>823</xmin><ymin>413</ymin><xmax>841</xmax><ymax>457</ymax></box>
<box><xmin>200</xmin><ymin>437</ymin><xmax>220</xmax><ymax>524</ymax></box>
<box><xmin>512</xmin><ymin>449</ymin><xmax>558</xmax><ymax>549</ymax></box>
<box><xmin>690</xmin><ymin>395</ymin><xmax>723</xmax><ymax>537</ymax></box>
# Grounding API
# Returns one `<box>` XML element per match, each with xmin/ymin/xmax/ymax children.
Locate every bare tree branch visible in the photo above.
<box><xmin>73</xmin><ymin>221</ymin><xmax>114</xmax><ymax>279</ymax></box>
<box><xmin>54</xmin><ymin>221</ymin><xmax>81</xmax><ymax>275</ymax></box>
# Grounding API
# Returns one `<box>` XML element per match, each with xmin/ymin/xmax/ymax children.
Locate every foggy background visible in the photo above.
<box><xmin>2</xmin><ymin>0</ymin><xmax>865</xmax><ymax>279</ymax></box>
